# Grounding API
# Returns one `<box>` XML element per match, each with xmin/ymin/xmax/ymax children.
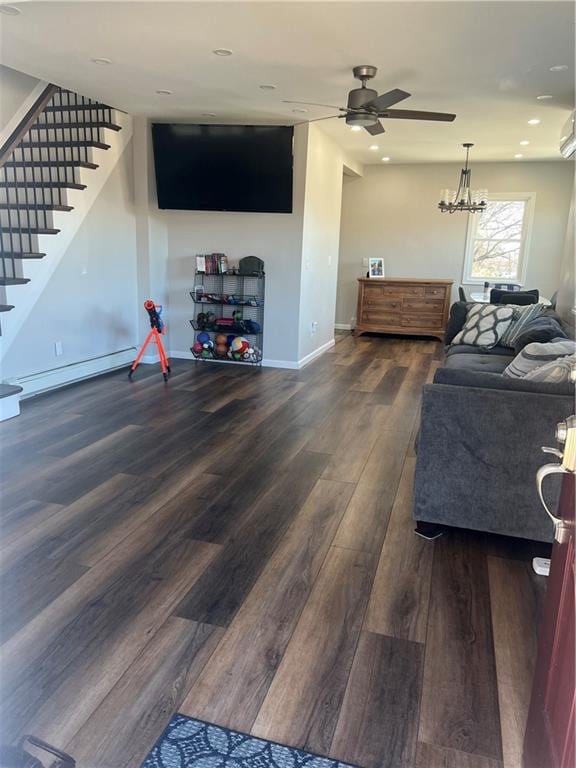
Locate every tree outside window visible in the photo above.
<box><xmin>463</xmin><ymin>195</ymin><xmax>534</xmax><ymax>284</ymax></box>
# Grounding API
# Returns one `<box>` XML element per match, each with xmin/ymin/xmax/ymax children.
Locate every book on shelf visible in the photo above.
<box><xmin>195</xmin><ymin>253</ymin><xmax>230</xmax><ymax>275</ymax></box>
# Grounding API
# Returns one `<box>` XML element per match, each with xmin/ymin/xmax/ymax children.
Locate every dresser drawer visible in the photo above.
<box><xmin>403</xmin><ymin>298</ymin><xmax>445</xmax><ymax>314</ymax></box>
<box><xmin>361</xmin><ymin>309</ymin><xmax>402</xmax><ymax>325</ymax></box>
<box><xmin>401</xmin><ymin>315</ymin><xmax>443</xmax><ymax>329</ymax></box>
<box><xmin>424</xmin><ymin>285</ymin><xmax>448</xmax><ymax>298</ymax></box>
<box><xmin>382</xmin><ymin>284</ymin><xmax>425</xmax><ymax>297</ymax></box>
<box><xmin>363</xmin><ymin>297</ymin><xmax>402</xmax><ymax>311</ymax></box>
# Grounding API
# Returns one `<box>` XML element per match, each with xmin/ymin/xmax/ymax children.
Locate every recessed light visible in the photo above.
<box><xmin>259</xmin><ymin>84</ymin><xmax>277</xmax><ymax>90</ymax></box>
<box><xmin>202</xmin><ymin>112</ymin><xmax>217</xmax><ymax>118</ymax></box>
<box><xmin>0</xmin><ymin>5</ymin><xmax>21</xmax><ymax>15</ymax></box>
<box><xmin>213</xmin><ymin>48</ymin><xmax>233</xmax><ymax>57</ymax></box>
<box><xmin>369</xmin><ymin>145</ymin><xmax>379</xmax><ymax>150</ymax></box>
<box><xmin>381</xmin><ymin>156</ymin><xmax>391</xmax><ymax>162</ymax></box>
<box><xmin>536</xmin><ymin>94</ymin><xmax>553</xmax><ymax>100</ymax></box>
<box><xmin>350</xmin><ymin>125</ymin><xmax>362</xmax><ymax>132</ymax></box>
<box><xmin>527</xmin><ymin>118</ymin><xmax>540</xmax><ymax>125</ymax></box>
<box><xmin>550</xmin><ymin>64</ymin><xmax>568</xmax><ymax>72</ymax></box>
<box><xmin>519</xmin><ymin>140</ymin><xmax>530</xmax><ymax>145</ymax></box>
<box><xmin>91</xmin><ymin>57</ymin><xmax>112</xmax><ymax>65</ymax></box>
<box><xmin>292</xmin><ymin>108</ymin><xmax>308</xmax><ymax>114</ymax></box>
<box><xmin>155</xmin><ymin>89</ymin><xmax>173</xmax><ymax>96</ymax></box>
<box><xmin>514</xmin><ymin>154</ymin><xmax>523</xmax><ymax>159</ymax></box>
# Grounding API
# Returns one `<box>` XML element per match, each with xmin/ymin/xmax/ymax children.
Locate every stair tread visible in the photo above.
<box><xmin>0</xmin><ymin>203</ymin><xmax>73</xmax><ymax>211</ymax></box>
<box><xmin>0</xmin><ymin>304</ymin><xmax>15</xmax><ymax>312</ymax></box>
<box><xmin>44</xmin><ymin>103</ymin><xmax>112</xmax><ymax>112</ymax></box>
<box><xmin>2</xmin><ymin>160</ymin><xmax>99</xmax><ymax>169</ymax></box>
<box><xmin>32</xmin><ymin>121</ymin><xmax>121</xmax><ymax>132</ymax></box>
<box><xmin>18</xmin><ymin>140</ymin><xmax>110</xmax><ymax>150</ymax></box>
<box><xmin>1</xmin><ymin>252</ymin><xmax>46</xmax><ymax>259</ymax></box>
<box><xmin>0</xmin><ymin>227</ymin><xmax>60</xmax><ymax>234</ymax></box>
<box><xmin>0</xmin><ymin>383</ymin><xmax>23</xmax><ymax>398</ymax></box>
<box><xmin>0</xmin><ymin>278</ymin><xmax>30</xmax><ymax>286</ymax></box>
<box><xmin>0</xmin><ymin>181</ymin><xmax>86</xmax><ymax>189</ymax></box>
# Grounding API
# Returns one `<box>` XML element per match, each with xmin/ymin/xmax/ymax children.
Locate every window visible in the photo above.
<box><xmin>463</xmin><ymin>194</ymin><xmax>534</xmax><ymax>285</ymax></box>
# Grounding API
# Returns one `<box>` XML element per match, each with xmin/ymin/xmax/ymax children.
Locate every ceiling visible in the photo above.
<box><xmin>1</xmin><ymin>1</ymin><xmax>574</xmax><ymax>164</ymax></box>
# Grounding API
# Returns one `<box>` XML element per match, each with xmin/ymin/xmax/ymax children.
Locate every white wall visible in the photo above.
<box><xmin>1</xmin><ymin>142</ymin><xmax>139</xmax><ymax>380</ymax></box>
<box><xmin>0</xmin><ymin>64</ymin><xmax>41</xmax><ymax>132</ymax></box>
<box><xmin>336</xmin><ymin>161</ymin><xmax>574</xmax><ymax>327</ymax></box>
<box><xmin>134</xmin><ymin>120</ymin><xmax>311</xmax><ymax>366</ymax></box>
<box><xmin>298</xmin><ymin>125</ymin><xmax>350</xmax><ymax>361</ymax></box>
<box><xmin>556</xmin><ymin>187</ymin><xmax>575</xmax><ymax>328</ymax></box>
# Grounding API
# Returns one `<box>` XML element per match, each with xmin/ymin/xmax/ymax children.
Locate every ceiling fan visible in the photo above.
<box><xmin>285</xmin><ymin>65</ymin><xmax>456</xmax><ymax>135</ymax></box>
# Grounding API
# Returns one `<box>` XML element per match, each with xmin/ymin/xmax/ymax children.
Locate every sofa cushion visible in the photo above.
<box><xmin>434</xmin><ymin>366</ymin><xmax>575</xmax><ymax>396</ymax></box>
<box><xmin>513</xmin><ymin>315</ymin><xmax>568</xmax><ymax>353</ymax></box>
<box><xmin>525</xmin><ymin>355</ymin><xmax>576</xmax><ymax>384</ymax></box>
<box><xmin>451</xmin><ymin>303</ymin><xmax>514</xmax><ymax>349</ymax></box>
<box><xmin>444</xmin><ymin>353</ymin><xmax>512</xmax><ymax>374</ymax></box>
<box><xmin>504</xmin><ymin>339</ymin><xmax>576</xmax><ymax>378</ymax></box>
<box><xmin>445</xmin><ymin>343</ymin><xmax>513</xmax><ymax>358</ymax></box>
<box><xmin>499</xmin><ymin>303</ymin><xmax>545</xmax><ymax>348</ymax></box>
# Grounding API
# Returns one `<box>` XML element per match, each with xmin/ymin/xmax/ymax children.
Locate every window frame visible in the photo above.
<box><xmin>462</xmin><ymin>193</ymin><xmax>536</xmax><ymax>286</ymax></box>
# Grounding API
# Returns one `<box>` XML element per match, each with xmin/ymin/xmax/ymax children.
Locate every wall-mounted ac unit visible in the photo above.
<box><xmin>560</xmin><ymin>112</ymin><xmax>575</xmax><ymax>158</ymax></box>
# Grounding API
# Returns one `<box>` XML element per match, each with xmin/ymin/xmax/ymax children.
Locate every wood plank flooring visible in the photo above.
<box><xmin>0</xmin><ymin>334</ymin><xmax>548</xmax><ymax>768</ymax></box>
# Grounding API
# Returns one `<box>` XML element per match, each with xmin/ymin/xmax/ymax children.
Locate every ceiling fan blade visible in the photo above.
<box><xmin>364</xmin><ymin>121</ymin><xmax>385</xmax><ymax>135</ymax></box>
<box><xmin>293</xmin><ymin>114</ymin><xmax>343</xmax><ymax>125</ymax></box>
<box><xmin>362</xmin><ymin>88</ymin><xmax>411</xmax><ymax>112</ymax></box>
<box><xmin>380</xmin><ymin>109</ymin><xmax>456</xmax><ymax>122</ymax></box>
<box><xmin>282</xmin><ymin>100</ymin><xmax>345</xmax><ymax>111</ymax></box>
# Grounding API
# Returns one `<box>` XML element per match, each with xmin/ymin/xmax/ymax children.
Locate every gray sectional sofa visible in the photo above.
<box><xmin>412</xmin><ymin>305</ymin><xmax>574</xmax><ymax>543</ymax></box>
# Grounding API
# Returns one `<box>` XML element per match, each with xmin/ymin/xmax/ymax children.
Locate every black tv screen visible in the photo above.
<box><xmin>152</xmin><ymin>123</ymin><xmax>293</xmax><ymax>213</ymax></box>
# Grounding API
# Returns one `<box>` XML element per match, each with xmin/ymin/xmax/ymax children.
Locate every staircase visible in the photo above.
<box><xmin>0</xmin><ymin>86</ymin><xmax>125</xmax><ymax>330</ymax></box>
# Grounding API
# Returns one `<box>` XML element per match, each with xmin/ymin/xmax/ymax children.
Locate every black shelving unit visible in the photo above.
<box><xmin>190</xmin><ymin>271</ymin><xmax>265</xmax><ymax>365</ymax></box>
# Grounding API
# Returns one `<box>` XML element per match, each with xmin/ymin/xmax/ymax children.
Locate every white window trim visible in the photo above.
<box><xmin>462</xmin><ymin>192</ymin><xmax>536</xmax><ymax>286</ymax></box>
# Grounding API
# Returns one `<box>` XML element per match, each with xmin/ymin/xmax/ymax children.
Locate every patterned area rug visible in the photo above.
<box><xmin>141</xmin><ymin>714</ymin><xmax>358</xmax><ymax>768</ymax></box>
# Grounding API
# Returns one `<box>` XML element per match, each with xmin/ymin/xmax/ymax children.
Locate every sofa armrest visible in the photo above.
<box><xmin>413</xmin><ymin>382</ymin><xmax>573</xmax><ymax>542</ymax></box>
<box><xmin>433</xmin><ymin>366</ymin><xmax>574</xmax><ymax>397</ymax></box>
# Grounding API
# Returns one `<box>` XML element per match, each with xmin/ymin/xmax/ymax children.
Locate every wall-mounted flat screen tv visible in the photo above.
<box><xmin>152</xmin><ymin>123</ymin><xmax>294</xmax><ymax>213</ymax></box>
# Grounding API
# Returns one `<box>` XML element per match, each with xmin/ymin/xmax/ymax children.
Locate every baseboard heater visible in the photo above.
<box><xmin>16</xmin><ymin>347</ymin><xmax>137</xmax><ymax>399</ymax></box>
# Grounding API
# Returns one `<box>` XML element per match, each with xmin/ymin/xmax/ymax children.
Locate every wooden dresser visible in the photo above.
<box><xmin>354</xmin><ymin>278</ymin><xmax>453</xmax><ymax>341</ymax></box>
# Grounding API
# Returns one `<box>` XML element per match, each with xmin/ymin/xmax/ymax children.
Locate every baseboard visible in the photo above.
<box><xmin>261</xmin><ymin>358</ymin><xmax>300</xmax><ymax>370</ymax></box>
<box><xmin>169</xmin><ymin>341</ymin><xmax>334</xmax><ymax>370</ymax></box>
<box><xmin>171</xmin><ymin>350</ymin><xmax>276</xmax><ymax>368</ymax></box>
<box><xmin>297</xmin><ymin>338</ymin><xmax>335</xmax><ymax>368</ymax></box>
<box><xmin>16</xmin><ymin>348</ymin><xmax>137</xmax><ymax>398</ymax></box>
<box><xmin>334</xmin><ymin>323</ymin><xmax>352</xmax><ymax>331</ymax></box>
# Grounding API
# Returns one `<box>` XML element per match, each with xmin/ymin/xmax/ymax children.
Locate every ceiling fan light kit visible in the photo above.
<box><xmin>438</xmin><ymin>143</ymin><xmax>487</xmax><ymax>214</ymax></box>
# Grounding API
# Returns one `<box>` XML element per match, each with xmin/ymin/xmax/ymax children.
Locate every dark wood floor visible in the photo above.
<box><xmin>0</xmin><ymin>334</ymin><xmax>547</xmax><ymax>768</ymax></box>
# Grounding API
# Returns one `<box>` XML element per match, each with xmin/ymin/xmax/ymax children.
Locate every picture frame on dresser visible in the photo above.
<box><xmin>354</xmin><ymin>277</ymin><xmax>453</xmax><ymax>342</ymax></box>
<box><xmin>368</xmin><ymin>257</ymin><xmax>385</xmax><ymax>278</ymax></box>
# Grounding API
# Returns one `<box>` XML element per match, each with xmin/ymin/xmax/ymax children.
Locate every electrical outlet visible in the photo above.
<box><xmin>362</xmin><ymin>258</ymin><xmax>369</xmax><ymax>267</ymax></box>
<box><xmin>54</xmin><ymin>341</ymin><xmax>63</xmax><ymax>356</ymax></box>
<box><xmin>310</xmin><ymin>321</ymin><xmax>318</xmax><ymax>336</ymax></box>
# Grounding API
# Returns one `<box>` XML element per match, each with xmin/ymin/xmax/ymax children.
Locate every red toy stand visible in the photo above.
<box><xmin>128</xmin><ymin>300</ymin><xmax>171</xmax><ymax>382</ymax></box>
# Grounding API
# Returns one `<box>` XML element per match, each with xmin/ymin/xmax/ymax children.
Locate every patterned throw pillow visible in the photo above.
<box><xmin>499</xmin><ymin>303</ymin><xmax>545</xmax><ymax>348</ymax></box>
<box><xmin>503</xmin><ymin>339</ymin><xmax>576</xmax><ymax>378</ymax></box>
<box><xmin>451</xmin><ymin>304</ymin><xmax>515</xmax><ymax>348</ymax></box>
<box><xmin>525</xmin><ymin>355</ymin><xmax>576</xmax><ymax>384</ymax></box>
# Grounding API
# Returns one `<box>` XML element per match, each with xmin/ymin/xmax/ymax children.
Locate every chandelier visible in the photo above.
<box><xmin>438</xmin><ymin>143</ymin><xmax>487</xmax><ymax>213</ymax></box>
